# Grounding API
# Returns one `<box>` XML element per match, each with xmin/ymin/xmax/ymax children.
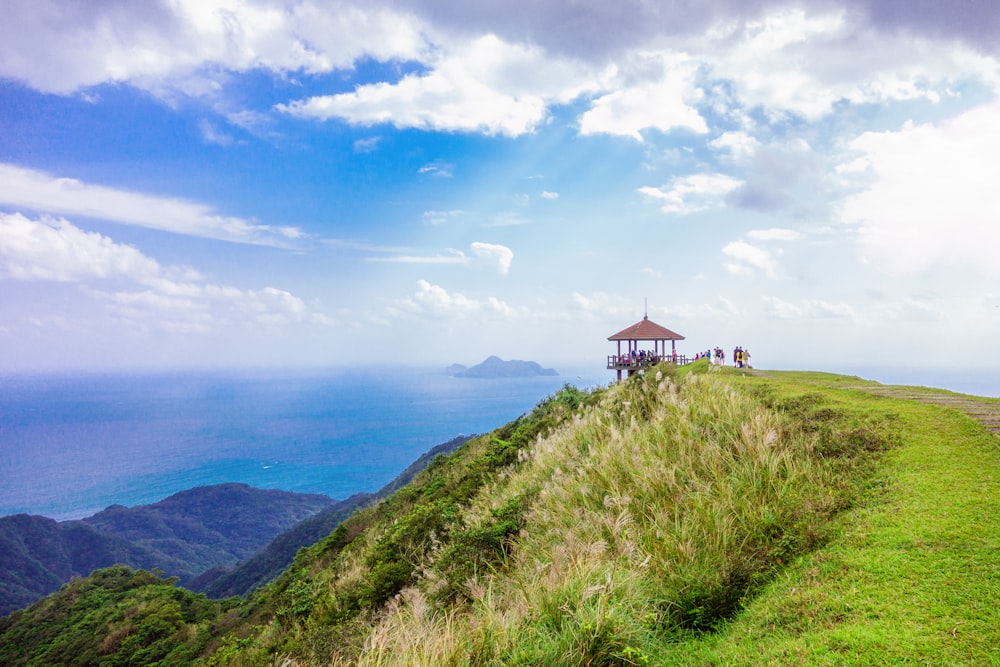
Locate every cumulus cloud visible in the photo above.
<box><xmin>638</xmin><ymin>173</ymin><xmax>743</xmax><ymax>215</ymax></box>
<box><xmin>0</xmin><ymin>212</ymin><xmax>315</xmax><ymax>332</ymax></box>
<box><xmin>471</xmin><ymin>242</ymin><xmax>513</xmax><ymax>274</ymax></box>
<box><xmin>402</xmin><ymin>279</ymin><xmax>512</xmax><ymax>318</ymax></box>
<box><xmin>0</xmin><ymin>163</ymin><xmax>305</xmax><ymax>247</ymax></box>
<box><xmin>0</xmin><ymin>213</ymin><xmax>162</xmax><ymax>283</ymax></box>
<box><xmin>709</xmin><ymin>131</ymin><xmax>760</xmax><ymax>161</ymax></box>
<box><xmin>722</xmin><ymin>240</ymin><xmax>780</xmax><ymax>278</ymax></box>
<box><xmin>578</xmin><ymin>52</ymin><xmax>707</xmax><ymax>139</ymax></box>
<box><xmin>0</xmin><ymin>0</ymin><xmax>428</xmax><ymax>95</ymax></box>
<box><xmin>838</xmin><ymin>101</ymin><xmax>1000</xmax><ymax>277</ymax></box>
<box><xmin>4</xmin><ymin>1</ymin><xmax>996</xmax><ymax>148</ymax></box>
<box><xmin>396</xmin><ymin>0</ymin><xmax>1000</xmax><ymax>62</ymax></box>
<box><xmin>277</xmin><ymin>34</ymin><xmax>604</xmax><ymax>136</ymax></box>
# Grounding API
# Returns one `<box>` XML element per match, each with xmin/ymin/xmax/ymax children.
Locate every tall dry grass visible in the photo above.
<box><xmin>352</xmin><ymin>367</ymin><xmax>846</xmax><ymax>665</ymax></box>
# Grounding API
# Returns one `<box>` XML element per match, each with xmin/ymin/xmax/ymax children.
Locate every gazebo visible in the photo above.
<box><xmin>607</xmin><ymin>315</ymin><xmax>686</xmax><ymax>383</ymax></box>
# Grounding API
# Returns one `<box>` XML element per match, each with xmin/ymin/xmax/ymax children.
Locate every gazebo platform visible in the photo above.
<box><xmin>607</xmin><ymin>353</ymin><xmax>690</xmax><ymax>372</ymax></box>
<box><xmin>607</xmin><ymin>314</ymin><xmax>687</xmax><ymax>383</ymax></box>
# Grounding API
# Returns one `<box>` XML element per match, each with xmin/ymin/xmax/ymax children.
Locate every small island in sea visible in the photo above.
<box><xmin>445</xmin><ymin>355</ymin><xmax>558</xmax><ymax>378</ymax></box>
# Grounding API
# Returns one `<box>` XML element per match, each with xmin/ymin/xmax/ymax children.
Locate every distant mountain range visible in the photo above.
<box><xmin>0</xmin><ymin>435</ymin><xmax>470</xmax><ymax>615</ymax></box>
<box><xmin>446</xmin><ymin>355</ymin><xmax>558</xmax><ymax>378</ymax></box>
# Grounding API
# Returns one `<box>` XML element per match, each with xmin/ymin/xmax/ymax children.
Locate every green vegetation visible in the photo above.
<box><xmin>3</xmin><ymin>364</ymin><xmax>999</xmax><ymax>665</ymax></box>
<box><xmin>0</xmin><ymin>566</ymin><xmax>239</xmax><ymax>666</ymax></box>
<box><xmin>0</xmin><ymin>483</ymin><xmax>336</xmax><ymax>615</ymax></box>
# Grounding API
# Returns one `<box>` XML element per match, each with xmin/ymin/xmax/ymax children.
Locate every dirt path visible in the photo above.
<box><xmin>861</xmin><ymin>385</ymin><xmax>1000</xmax><ymax>435</ymax></box>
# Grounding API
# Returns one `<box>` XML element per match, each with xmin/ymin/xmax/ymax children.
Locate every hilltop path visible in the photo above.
<box><xmin>860</xmin><ymin>384</ymin><xmax>1000</xmax><ymax>435</ymax></box>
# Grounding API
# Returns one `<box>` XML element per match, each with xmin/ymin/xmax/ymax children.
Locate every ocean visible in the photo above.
<box><xmin>2</xmin><ymin>363</ymin><xmax>996</xmax><ymax>522</ymax></box>
<box><xmin>0</xmin><ymin>366</ymin><xmax>605</xmax><ymax>521</ymax></box>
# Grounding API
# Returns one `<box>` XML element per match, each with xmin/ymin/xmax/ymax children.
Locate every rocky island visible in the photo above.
<box><xmin>445</xmin><ymin>355</ymin><xmax>558</xmax><ymax>378</ymax></box>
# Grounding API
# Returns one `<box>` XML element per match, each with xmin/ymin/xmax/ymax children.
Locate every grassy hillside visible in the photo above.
<box><xmin>3</xmin><ymin>362</ymin><xmax>999</xmax><ymax>665</ymax></box>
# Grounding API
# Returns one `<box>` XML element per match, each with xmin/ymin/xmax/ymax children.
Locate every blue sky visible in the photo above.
<box><xmin>1</xmin><ymin>0</ymin><xmax>999</xmax><ymax>375</ymax></box>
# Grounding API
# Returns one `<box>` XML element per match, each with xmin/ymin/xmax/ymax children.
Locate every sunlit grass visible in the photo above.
<box><xmin>349</xmin><ymin>366</ymin><xmax>890</xmax><ymax>665</ymax></box>
<box><xmin>655</xmin><ymin>373</ymin><xmax>1000</xmax><ymax>665</ymax></box>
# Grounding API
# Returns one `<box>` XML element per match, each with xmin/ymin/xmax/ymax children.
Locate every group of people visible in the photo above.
<box><xmin>617</xmin><ymin>349</ymin><xmax>676</xmax><ymax>366</ymax></box>
<box><xmin>616</xmin><ymin>345</ymin><xmax>752</xmax><ymax>369</ymax></box>
<box><xmin>693</xmin><ymin>346</ymin><xmax>751</xmax><ymax>368</ymax></box>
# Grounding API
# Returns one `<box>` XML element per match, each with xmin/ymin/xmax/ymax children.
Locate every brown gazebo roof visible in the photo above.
<box><xmin>607</xmin><ymin>315</ymin><xmax>685</xmax><ymax>341</ymax></box>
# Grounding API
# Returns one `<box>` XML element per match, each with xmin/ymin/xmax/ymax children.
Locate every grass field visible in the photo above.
<box><xmin>658</xmin><ymin>371</ymin><xmax>1000</xmax><ymax>665</ymax></box>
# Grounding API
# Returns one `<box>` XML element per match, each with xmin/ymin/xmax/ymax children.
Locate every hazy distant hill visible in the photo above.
<box><xmin>0</xmin><ymin>484</ymin><xmax>332</xmax><ymax>616</ymax></box>
<box><xmin>446</xmin><ymin>355</ymin><xmax>558</xmax><ymax>378</ymax></box>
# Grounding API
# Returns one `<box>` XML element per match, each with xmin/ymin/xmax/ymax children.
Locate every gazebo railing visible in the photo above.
<box><xmin>607</xmin><ymin>354</ymin><xmax>690</xmax><ymax>370</ymax></box>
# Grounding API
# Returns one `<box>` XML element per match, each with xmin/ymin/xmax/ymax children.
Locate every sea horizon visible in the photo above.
<box><xmin>0</xmin><ymin>364</ymin><xmax>608</xmax><ymax>521</ymax></box>
<box><xmin>1</xmin><ymin>362</ymin><xmax>996</xmax><ymax>523</ymax></box>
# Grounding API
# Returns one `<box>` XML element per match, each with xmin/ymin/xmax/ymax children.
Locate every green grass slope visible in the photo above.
<box><xmin>659</xmin><ymin>372</ymin><xmax>1000</xmax><ymax>665</ymax></box>
<box><xmin>3</xmin><ymin>363</ymin><xmax>998</xmax><ymax>666</ymax></box>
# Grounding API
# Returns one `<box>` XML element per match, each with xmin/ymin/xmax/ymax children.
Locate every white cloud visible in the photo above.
<box><xmin>0</xmin><ymin>212</ymin><xmax>316</xmax><ymax>332</ymax></box>
<box><xmin>418</xmin><ymin>163</ymin><xmax>455</xmax><ymax>178</ymax></box>
<box><xmin>722</xmin><ymin>240</ymin><xmax>779</xmax><ymax>278</ymax></box>
<box><xmin>638</xmin><ymin>173</ymin><xmax>742</xmax><ymax>215</ymax></box>
<box><xmin>579</xmin><ymin>52</ymin><xmax>707</xmax><ymax>139</ymax></box>
<box><xmin>471</xmin><ymin>241</ymin><xmax>514</xmax><ymax>274</ymax></box>
<box><xmin>838</xmin><ymin>101</ymin><xmax>1000</xmax><ymax>277</ymax></box>
<box><xmin>278</xmin><ymin>34</ymin><xmax>604</xmax><ymax>137</ymax></box>
<box><xmin>403</xmin><ymin>279</ymin><xmax>512</xmax><ymax>318</ymax></box>
<box><xmin>5</xmin><ymin>1</ymin><xmax>996</xmax><ymax>145</ymax></box>
<box><xmin>709</xmin><ymin>131</ymin><xmax>760</xmax><ymax>160</ymax></box>
<box><xmin>0</xmin><ymin>163</ymin><xmax>305</xmax><ymax>246</ymax></box>
<box><xmin>704</xmin><ymin>9</ymin><xmax>851</xmax><ymax>120</ymax></box>
<box><xmin>694</xmin><ymin>7</ymin><xmax>998</xmax><ymax>122</ymax></box>
<box><xmin>0</xmin><ymin>213</ymin><xmax>161</xmax><ymax>283</ymax></box>
<box><xmin>0</xmin><ymin>0</ymin><xmax>428</xmax><ymax>95</ymax></box>
<box><xmin>541</xmin><ymin>191</ymin><xmax>559</xmax><ymax>199</ymax></box>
